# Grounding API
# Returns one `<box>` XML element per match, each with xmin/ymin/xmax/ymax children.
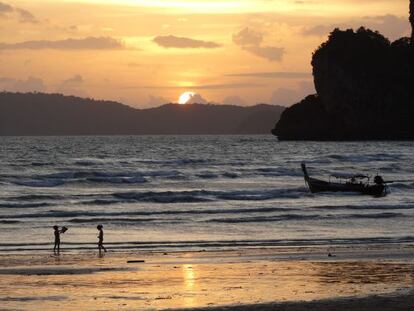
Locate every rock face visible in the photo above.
<box><xmin>273</xmin><ymin>26</ymin><xmax>414</xmax><ymax>140</ymax></box>
<box><xmin>411</xmin><ymin>0</ymin><xmax>414</xmax><ymax>45</ymax></box>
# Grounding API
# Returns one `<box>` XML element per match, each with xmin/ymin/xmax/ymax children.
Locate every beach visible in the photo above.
<box><xmin>1</xmin><ymin>137</ymin><xmax>413</xmax><ymax>310</ymax></box>
<box><xmin>1</xmin><ymin>244</ymin><xmax>413</xmax><ymax>310</ymax></box>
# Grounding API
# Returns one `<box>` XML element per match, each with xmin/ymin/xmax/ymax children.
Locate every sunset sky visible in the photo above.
<box><xmin>0</xmin><ymin>0</ymin><xmax>410</xmax><ymax>107</ymax></box>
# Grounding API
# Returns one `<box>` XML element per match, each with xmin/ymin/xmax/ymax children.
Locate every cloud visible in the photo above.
<box><xmin>243</xmin><ymin>45</ymin><xmax>285</xmax><ymax>62</ymax></box>
<box><xmin>0</xmin><ymin>2</ymin><xmax>13</xmax><ymax>14</ymax></box>
<box><xmin>127</xmin><ymin>62</ymin><xmax>142</xmax><ymax>68</ymax></box>
<box><xmin>0</xmin><ymin>37</ymin><xmax>125</xmax><ymax>50</ymax></box>
<box><xmin>153</xmin><ymin>35</ymin><xmax>221</xmax><ymax>49</ymax></box>
<box><xmin>222</xmin><ymin>96</ymin><xmax>247</xmax><ymax>106</ymax></box>
<box><xmin>122</xmin><ymin>83</ymin><xmax>266</xmax><ymax>90</ymax></box>
<box><xmin>15</xmin><ymin>8</ymin><xmax>37</xmax><ymax>23</ymax></box>
<box><xmin>61</xmin><ymin>74</ymin><xmax>84</xmax><ymax>86</ymax></box>
<box><xmin>232</xmin><ymin>27</ymin><xmax>263</xmax><ymax>46</ymax></box>
<box><xmin>184</xmin><ymin>93</ymin><xmax>208</xmax><ymax>104</ymax></box>
<box><xmin>364</xmin><ymin>15</ymin><xmax>410</xmax><ymax>40</ymax></box>
<box><xmin>226</xmin><ymin>72</ymin><xmax>311</xmax><ymax>79</ymax></box>
<box><xmin>270</xmin><ymin>80</ymin><xmax>315</xmax><ymax>106</ymax></box>
<box><xmin>0</xmin><ymin>2</ymin><xmax>38</xmax><ymax>23</ymax></box>
<box><xmin>302</xmin><ymin>15</ymin><xmax>410</xmax><ymax>41</ymax></box>
<box><xmin>302</xmin><ymin>25</ymin><xmax>332</xmax><ymax>36</ymax></box>
<box><xmin>232</xmin><ymin>27</ymin><xmax>285</xmax><ymax>62</ymax></box>
<box><xmin>190</xmin><ymin>83</ymin><xmax>266</xmax><ymax>90</ymax></box>
<box><xmin>148</xmin><ymin>95</ymin><xmax>170</xmax><ymax>106</ymax></box>
<box><xmin>57</xmin><ymin>74</ymin><xmax>87</xmax><ymax>97</ymax></box>
<box><xmin>0</xmin><ymin>76</ymin><xmax>46</xmax><ymax>92</ymax></box>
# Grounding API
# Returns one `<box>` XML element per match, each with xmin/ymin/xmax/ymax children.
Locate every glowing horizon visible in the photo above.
<box><xmin>1</xmin><ymin>0</ymin><xmax>409</xmax><ymax>107</ymax></box>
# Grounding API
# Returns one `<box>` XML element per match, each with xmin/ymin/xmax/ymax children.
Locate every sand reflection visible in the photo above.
<box><xmin>183</xmin><ymin>264</ymin><xmax>196</xmax><ymax>289</ymax></box>
<box><xmin>182</xmin><ymin>264</ymin><xmax>197</xmax><ymax>307</ymax></box>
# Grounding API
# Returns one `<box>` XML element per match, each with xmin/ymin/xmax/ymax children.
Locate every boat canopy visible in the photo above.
<box><xmin>331</xmin><ymin>173</ymin><xmax>369</xmax><ymax>179</ymax></box>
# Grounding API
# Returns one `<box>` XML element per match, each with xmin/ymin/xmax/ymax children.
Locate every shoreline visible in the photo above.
<box><xmin>1</xmin><ymin>241</ymin><xmax>414</xmax><ymax>260</ymax></box>
<box><xmin>0</xmin><ymin>244</ymin><xmax>413</xmax><ymax>310</ymax></box>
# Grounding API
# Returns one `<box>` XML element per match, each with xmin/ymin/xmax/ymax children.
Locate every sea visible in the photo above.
<box><xmin>0</xmin><ymin>136</ymin><xmax>413</xmax><ymax>253</ymax></box>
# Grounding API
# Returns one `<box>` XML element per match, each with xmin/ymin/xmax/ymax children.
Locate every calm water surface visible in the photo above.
<box><xmin>0</xmin><ymin>136</ymin><xmax>413</xmax><ymax>252</ymax></box>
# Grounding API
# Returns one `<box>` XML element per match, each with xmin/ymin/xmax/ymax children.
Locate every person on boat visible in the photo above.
<box><xmin>374</xmin><ymin>175</ymin><xmax>385</xmax><ymax>185</ymax></box>
<box><xmin>97</xmin><ymin>224</ymin><xmax>107</xmax><ymax>253</ymax></box>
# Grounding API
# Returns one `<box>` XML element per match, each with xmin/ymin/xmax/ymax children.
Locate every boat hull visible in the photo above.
<box><xmin>306</xmin><ymin>177</ymin><xmax>385</xmax><ymax>196</ymax></box>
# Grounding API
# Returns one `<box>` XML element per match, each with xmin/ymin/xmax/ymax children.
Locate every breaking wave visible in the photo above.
<box><xmin>208</xmin><ymin>212</ymin><xmax>405</xmax><ymax>223</ymax></box>
<box><xmin>111</xmin><ymin>187</ymin><xmax>307</xmax><ymax>204</ymax></box>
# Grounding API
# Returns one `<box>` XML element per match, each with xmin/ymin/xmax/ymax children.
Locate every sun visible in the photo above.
<box><xmin>178</xmin><ymin>92</ymin><xmax>195</xmax><ymax>105</ymax></box>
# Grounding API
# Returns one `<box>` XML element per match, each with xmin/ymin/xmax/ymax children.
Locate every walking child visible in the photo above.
<box><xmin>97</xmin><ymin>225</ymin><xmax>107</xmax><ymax>253</ymax></box>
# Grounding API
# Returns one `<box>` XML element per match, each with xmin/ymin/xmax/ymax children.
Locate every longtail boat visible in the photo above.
<box><xmin>301</xmin><ymin>163</ymin><xmax>387</xmax><ymax>196</ymax></box>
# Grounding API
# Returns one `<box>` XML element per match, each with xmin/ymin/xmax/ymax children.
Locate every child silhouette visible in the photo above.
<box><xmin>97</xmin><ymin>225</ymin><xmax>107</xmax><ymax>253</ymax></box>
<box><xmin>53</xmin><ymin>225</ymin><xmax>67</xmax><ymax>254</ymax></box>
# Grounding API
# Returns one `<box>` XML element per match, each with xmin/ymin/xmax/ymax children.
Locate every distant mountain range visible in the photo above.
<box><xmin>0</xmin><ymin>92</ymin><xmax>284</xmax><ymax>135</ymax></box>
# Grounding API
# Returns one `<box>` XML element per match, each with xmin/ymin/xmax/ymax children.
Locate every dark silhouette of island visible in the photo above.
<box><xmin>0</xmin><ymin>92</ymin><xmax>284</xmax><ymax>135</ymax></box>
<box><xmin>272</xmin><ymin>1</ymin><xmax>414</xmax><ymax>140</ymax></box>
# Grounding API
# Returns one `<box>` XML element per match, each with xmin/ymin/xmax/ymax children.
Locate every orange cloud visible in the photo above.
<box><xmin>153</xmin><ymin>35</ymin><xmax>221</xmax><ymax>49</ymax></box>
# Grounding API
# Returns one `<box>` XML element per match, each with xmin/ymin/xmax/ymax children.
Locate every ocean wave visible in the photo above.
<box><xmin>12</xmin><ymin>179</ymin><xmax>66</xmax><ymax>187</ymax></box>
<box><xmin>390</xmin><ymin>182</ymin><xmax>414</xmax><ymax>190</ymax></box>
<box><xmin>176</xmin><ymin>158</ymin><xmax>212</xmax><ymax>165</ymax></box>
<box><xmin>113</xmin><ymin>191</ymin><xmax>213</xmax><ymax>203</ymax></box>
<box><xmin>111</xmin><ymin>188</ymin><xmax>307</xmax><ymax>204</ymax></box>
<box><xmin>222</xmin><ymin>172</ymin><xmax>239</xmax><ymax>178</ymax></box>
<box><xmin>8</xmin><ymin>169</ymin><xmax>186</xmax><ymax>187</ymax></box>
<box><xmin>7</xmin><ymin>194</ymin><xmax>64</xmax><ymax>201</ymax></box>
<box><xmin>6</xmin><ymin>164</ymin><xmax>308</xmax><ymax>188</ymax></box>
<box><xmin>74</xmin><ymin>160</ymin><xmax>103</xmax><ymax>166</ymax></box>
<box><xmin>196</xmin><ymin>172</ymin><xmax>219</xmax><ymax>179</ymax></box>
<box><xmin>0</xmin><ymin>202</ymin><xmax>51</xmax><ymax>208</ymax></box>
<box><xmin>287</xmin><ymin>158</ymin><xmax>332</xmax><ymax>165</ymax></box>
<box><xmin>80</xmin><ymin>199</ymin><xmax>123</xmax><ymax>205</ymax></box>
<box><xmin>352</xmin><ymin>212</ymin><xmax>403</xmax><ymax>219</ymax></box>
<box><xmin>327</xmin><ymin>153</ymin><xmax>403</xmax><ymax>162</ymax></box>
<box><xmin>207</xmin><ymin>212</ymin><xmax>405</xmax><ymax>223</ymax></box>
<box><xmin>0</xmin><ymin>220</ymin><xmax>21</xmax><ymax>224</ymax></box>
<box><xmin>31</xmin><ymin>162</ymin><xmax>54</xmax><ymax>167</ymax></box>
<box><xmin>309</xmin><ymin>204</ymin><xmax>414</xmax><ymax>211</ymax></box>
<box><xmin>86</xmin><ymin>176</ymin><xmax>147</xmax><ymax>184</ymax></box>
<box><xmin>68</xmin><ymin>217</ymin><xmax>160</xmax><ymax>223</ymax></box>
<box><xmin>216</xmin><ymin>188</ymin><xmax>305</xmax><ymax>200</ymax></box>
<box><xmin>240</xmin><ymin>167</ymin><xmax>302</xmax><ymax>177</ymax></box>
<box><xmin>134</xmin><ymin>158</ymin><xmax>214</xmax><ymax>166</ymax></box>
<box><xmin>0</xmin><ymin>207</ymin><xmax>299</xmax><ymax>220</ymax></box>
<box><xmin>3</xmin><ymin>236</ymin><xmax>414</xmax><ymax>253</ymax></box>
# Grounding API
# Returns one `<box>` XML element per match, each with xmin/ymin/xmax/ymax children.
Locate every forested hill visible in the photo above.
<box><xmin>0</xmin><ymin>92</ymin><xmax>284</xmax><ymax>135</ymax></box>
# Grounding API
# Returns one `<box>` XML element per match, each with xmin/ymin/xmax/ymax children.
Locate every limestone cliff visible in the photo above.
<box><xmin>273</xmin><ymin>26</ymin><xmax>414</xmax><ymax>140</ymax></box>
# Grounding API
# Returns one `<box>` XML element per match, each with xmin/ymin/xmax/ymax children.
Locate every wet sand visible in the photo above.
<box><xmin>171</xmin><ymin>293</ymin><xmax>414</xmax><ymax>311</ymax></box>
<box><xmin>0</xmin><ymin>244</ymin><xmax>413</xmax><ymax>310</ymax></box>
